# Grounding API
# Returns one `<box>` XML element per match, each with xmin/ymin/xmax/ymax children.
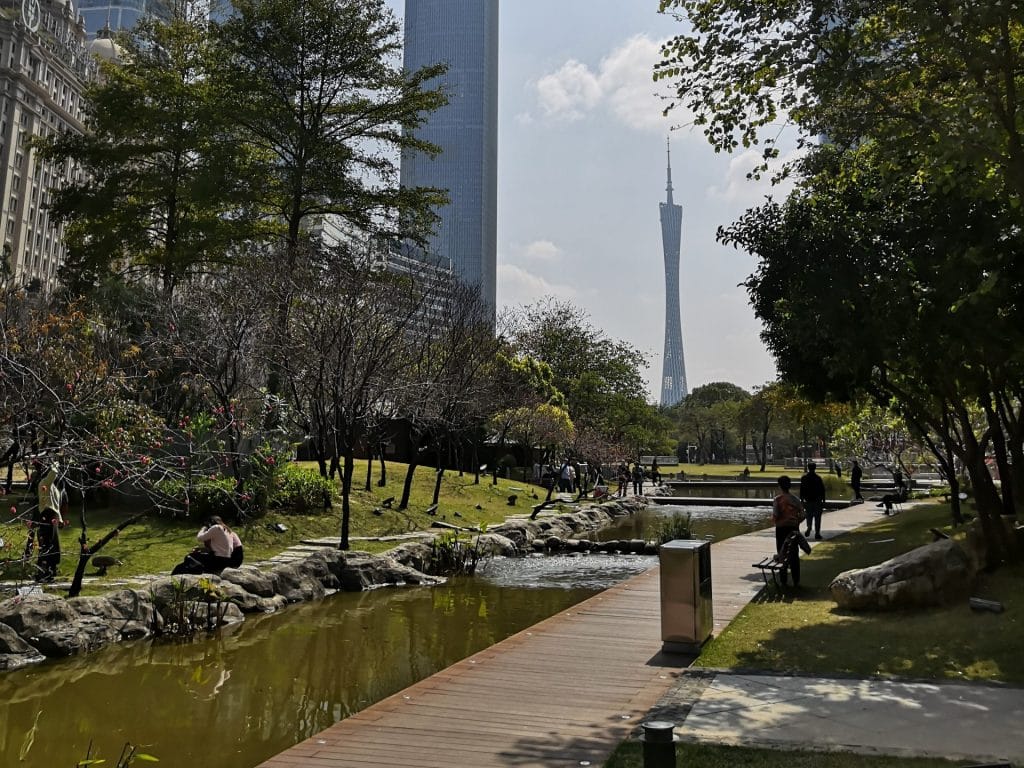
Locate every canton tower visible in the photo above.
<box><xmin>659</xmin><ymin>140</ymin><xmax>688</xmax><ymax>406</ymax></box>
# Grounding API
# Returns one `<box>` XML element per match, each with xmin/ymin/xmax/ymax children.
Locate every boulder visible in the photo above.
<box><xmin>269</xmin><ymin>562</ymin><xmax>328</xmax><ymax>603</ymax></box>
<box><xmin>472</xmin><ymin>533</ymin><xmax>518</xmax><ymax>557</ymax></box>
<box><xmin>220</xmin><ymin>565</ymin><xmax>277</xmax><ymax>597</ymax></box>
<box><xmin>68</xmin><ymin>589</ymin><xmax>160</xmax><ymax>639</ymax></box>
<box><xmin>829</xmin><ymin>539</ymin><xmax>975</xmax><ymax>611</ymax></box>
<box><xmin>0</xmin><ymin>593</ymin><xmax>78</xmax><ymax>636</ymax></box>
<box><xmin>22</xmin><ymin>615</ymin><xmax>121</xmax><ymax>658</ymax></box>
<box><xmin>388</xmin><ymin>540</ymin><xmax>434</xmax><ymax>571</ymax></box>
<box><xmin>0</xmin><ymin>622</ymin><xmax>45</xmax><ymax>670</ymax></box>
<box><xmin>337</xmin><ymin>552</ymin><xmax>439</xmax><ymax>590</ymax></box>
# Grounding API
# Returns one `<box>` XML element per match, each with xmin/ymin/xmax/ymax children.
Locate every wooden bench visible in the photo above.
<box><xmin>752</xmin><ymin>531</ymin><xmax>801</xmax><ymax>592</ymax></box>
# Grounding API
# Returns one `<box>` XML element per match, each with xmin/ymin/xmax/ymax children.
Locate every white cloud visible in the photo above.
<box><xmin>534</xmin><ymin>35</ymin><xmax>674</xmax><ymax>133</ymax></box>
<box><xmin>510</xmin><ymin>239</ymin><xmax>562</xmax><ymax>262</ymax></box>
<box><xmin>496</xmin><ymin>263</ymin><xmax>578</xmax><ymax>309</ymax></box>
<box><xmin>536</xmin><ymin>60</ymin><xmax>602</xmax><ymax>121</ymax></box>
<box><xmin>707</xmin><ymin>148</ymin><xmax>802</xmax><ymax>205</ymax></box>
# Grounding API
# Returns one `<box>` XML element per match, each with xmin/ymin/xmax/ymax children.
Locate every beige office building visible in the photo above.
<box><xmin>0</xmin><ymin>0</ymin><xmax>94</xmax><ymax>291</ymax></box>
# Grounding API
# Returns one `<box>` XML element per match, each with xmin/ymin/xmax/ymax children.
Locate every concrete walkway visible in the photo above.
<box><xmin>657</xmin><ymin>671</ymin><xmax>1024</xmax><ymax>764</ymax></box>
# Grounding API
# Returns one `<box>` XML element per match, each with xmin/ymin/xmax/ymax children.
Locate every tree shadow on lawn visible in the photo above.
<box><xmin>708</xmin><ymin>560</ymin><xmax>1022</xmax><ymax>682</ymax></box>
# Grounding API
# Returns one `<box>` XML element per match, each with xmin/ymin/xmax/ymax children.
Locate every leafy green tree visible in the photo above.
<box><xmin>676</xmin><ymin>382</ymin><xmax>750</xmax><ymax>464</ymax></box>
<box><xmin>504</xmin><ymin>297</ymin><xmax>650</xmax><ymax>449</ymax></box>
<box><xmin>731</xmin><ymin>144</ymin><xmax>1022</xmax><ymax>556</ymax></box>
<box><xmin>216</xmin><ymin>0</ymin><xmax>447</xmax><ymax>270</ymax></box>
<box><xmin>657</xmin><ymin>0</ymin><xmax>1024</xmax><ymax>202</ymax></box>
<box><xmin>38</xmin><ymin>1</ymin><xmax>252</xmax><ymax>296</ymax></box>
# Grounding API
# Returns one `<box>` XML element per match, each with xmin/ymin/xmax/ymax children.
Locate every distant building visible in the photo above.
<box><xmin>0</xmin><ymin>0</ymin><xmax>95</xmax><ymax>291</ymax></box>
<box><xmin>400</xmin><ymin>0</ymin><xmax>498</xmax><ymax>319</ymax></box>
<box><xmin>659</xmin><ymin>141</ymin><xmax>688</xmax><ymax>406</ymax></box>
<box><xmin>77</xmin><ymin>0</ymin><xmax>169</xmax><ymax>38</ymax></box>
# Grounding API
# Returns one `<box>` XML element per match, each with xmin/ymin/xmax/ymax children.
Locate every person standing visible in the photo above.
<box><xmin>851</xmin><ymin>460</ymin><xmax>863</xmax><ymax>500</ymax></box>
<box><xmin>616</xmin><ymin>464</ymin><xmax>629</xmax><ymax>498</ymax></box>
<box><xmin>631</xmin><ymin>463</ymin><xmax>644</xmax><ymax>495</ymax></box>
<box><xmin>799</xmin><ymin>462</ymin><xmax>827</xmax><ymax>540</ymax></box>
<box><xmin>772</xmin><ymin>476</ymin><xmax>804</xmax><ymax>588</ymax></box>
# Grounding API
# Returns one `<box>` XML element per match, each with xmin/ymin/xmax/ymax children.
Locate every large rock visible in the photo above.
<box><xmin>269</xmin><ymin>562</ymin><xmax>328</xmax><ymax>602</ymax></box>
<box><xmin>68</xmin><ymin>589</ymin><xmax>160</xmax><ymax>639</ymax></box>
<box><xmin>473</xmin><ymin>533</ymin><xmax>518</xmax><ymax>557</ymax></box>
<box><xmin>829</xmin><ymin>539</ymin><xmax>975</xmax><ymax>611</ymax></box>
<box><xmin>338</xmin><ymin>552</ymin><xmax>440</xmax><ymax>590</ymax></box>
<box><xmin>0</xmin><ymin>593</ymin><xmax>123</xmax><ymax>657</ymax></box>
<box><xmin>0</xmin><ymin>622</ymin><xmax>45</xmax><ymax>670</ymax></box>
<box><xmin>220</xmin><ymin>565</ymin><xmax>277</xmax><ymax>597</ymax></box>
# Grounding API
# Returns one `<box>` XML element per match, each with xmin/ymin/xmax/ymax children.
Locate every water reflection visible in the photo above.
<box><xmin>597</xmin><ymin>504</ymin><xmax>772</xmax><ymax>543</ymax></box>
<box><xmin>0</xmin><ymin>581</ymin><xmax>595</xmax><ymax>768</ymax></box>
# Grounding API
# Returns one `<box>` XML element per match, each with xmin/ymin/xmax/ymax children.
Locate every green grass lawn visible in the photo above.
<box><xmin>604</xmin><ymin>742</ymin><xmax>959</xmax><ymax>768</ymax></box>
<box><xmin>697</xmin><ymin>502</ymin><xmax>1024</xmax><ymax>683</ymax></box>
<box><xmin>0</xmin><ymin>460</ymin><xmax>563</xmax><ymax>585</ymax></box>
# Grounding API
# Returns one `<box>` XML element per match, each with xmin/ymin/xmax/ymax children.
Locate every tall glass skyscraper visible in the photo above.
<box><xmin>400</xmin><ymin>0</ymin><xmax>499</xmax><ymax>316</ymax></box>
<box><xmin>78</xmin><ymin>0</ymin><xmax>170</xmax><ymax>38</ymax></box>
<box><xmin>659</xmin><ymin>142</ymin><xmax>688</xmax><ymax>406</ymax></box>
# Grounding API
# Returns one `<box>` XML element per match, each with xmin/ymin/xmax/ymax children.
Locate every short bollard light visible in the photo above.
<box><xmin>640</xmin><ymin>720</ymin><xmax>677</xmax><ymax>768</ymax></box>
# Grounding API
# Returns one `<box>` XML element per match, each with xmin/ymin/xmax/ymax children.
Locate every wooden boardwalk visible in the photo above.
<box><xmin>259</xmin><ymin>501</ymin><xmax>885</xmax><ymax>768</ymax></box>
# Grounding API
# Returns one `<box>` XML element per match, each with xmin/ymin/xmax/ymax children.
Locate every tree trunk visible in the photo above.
<box><xmin>68</xmin><ymin>511</ymin><xmax>147</xmax><ymax>598</ymax></box>
<box><xmin>364</xmin><ymin>445</ymin><xmax>373</xmax><ymax>492</ymax></box>
<box><xmin>432</xmin><ymin>466</ymin><xmax>444</xmax><ymax>506</ymax></box>
<box><xmin>377</xmin><ymin>445</ymin><xmax>387</xmax><ymax>487</ymax></box>
<box><xmin>339</xmin><ymin>448</ymin><xmax>355</xmax><ymax>550</ymax></box>
<box><xmin>399</xmin><ymin>459</ymin><xmax>417</xmax><ymax>511</ymax></box>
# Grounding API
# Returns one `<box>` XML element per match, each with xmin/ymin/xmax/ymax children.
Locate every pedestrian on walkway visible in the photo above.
<box><xmin>800</xmin><ymin>462</ymin><xmax>826</xmax><ymax>540</ymax></box>
<box><xmin>616</xmin><ymin>463</ymin><xmax>628</xmax><ymax>498</ymax></box>
<box><xmin>631</xmin><ymin>463</ymin><xmax>644</xmax><ymax>495</ymax></box>
<box><xmin>851</xmin><ymin>460</ymin><xmax>863</xmax><ymax>500</ymax></box>
<box><xmin>772</xmin><ymin>475</ymin><xmax>804</xmax><ymax>588</ymax></box>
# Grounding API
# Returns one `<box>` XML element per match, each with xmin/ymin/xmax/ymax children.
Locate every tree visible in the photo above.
<box><xmin>0</xmin><ymin>291</ymin><xmax>184</xmax><ymax>597</ymax></box>
<box><xmin>278</xmin><ymin>243</ymin><xmax>432</xmax><ymax>549</ymax></box>
<box><xmin>38</xmin><ymin>0</ymin><xmax>251</xmax><ymax>296</ymax></box>
<box><xmin>216</xmin><ymin>0</ymin><xmax>447</xmax><ymax>271</ymax></box>
<box><xmin>657</xmin><ymin>0</ymin><xmax>1024</xmax><ymax>203</ymax></box>
<box><xmin>676</xmin><ymin>382</ymin><xmax>750</xmax><ymax>464</ymax></box>
<box><xmin>504</xmin><ymin>297</ymin><xmax>651</xmax><ymax>454</ymax></box>
<box><xmin>731</xmin><ymin>144</ymin><xmax>1023</xmax><ymax>557</ymax></box>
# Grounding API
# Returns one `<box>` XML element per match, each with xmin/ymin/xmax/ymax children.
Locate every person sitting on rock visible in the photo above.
<box><xmin>172</xmin><ymin>516</ymin><xmax>235</xmax><ymax>575</ymax></box>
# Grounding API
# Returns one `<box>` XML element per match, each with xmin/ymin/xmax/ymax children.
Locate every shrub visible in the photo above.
<box><xmin>651</xmin><ymin>512</ymin><xmax>693</xmax><ymax>545</ymax></box>
<box><xmin>155</xmin><ymin>476</ymin><xmax>237</xmax><ymax>521</ymax></box>
<box><xmin>270</xmin><ymin>464</ymin><xmax>333</xmax><ymax>514</ymax></box>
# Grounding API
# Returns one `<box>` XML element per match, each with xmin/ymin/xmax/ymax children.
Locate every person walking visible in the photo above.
<box><xmin>851</xmin><ymin>460</ymin><xmax>864</xmax><ymax>500</ymax></box>
<box><xmin>772</xmin><ymin>476</ymin><xmax>804</xmax><ymax>588</ymax></box>
<box><xmin>799</xmin><ymin>462</ymin><xmax>827</xmax><ymax>540</ymax></box>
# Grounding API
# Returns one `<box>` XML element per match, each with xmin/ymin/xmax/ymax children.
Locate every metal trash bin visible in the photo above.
<box><xmin>659</xmin><ymin>539</ymin><xmax>713</xmax><ymax>654</ymax></box>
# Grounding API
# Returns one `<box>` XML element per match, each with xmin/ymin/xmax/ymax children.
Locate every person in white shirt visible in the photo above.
<box><xmin>172</xmin><ymin>516</ymin><xmax>236</xmax><ymax>574</ymax></box>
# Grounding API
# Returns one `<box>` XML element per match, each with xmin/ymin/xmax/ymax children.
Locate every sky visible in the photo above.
<box><xmin>388</xmin><ymin>1</ymin><xmax>794</xmax><ymax>401</ymax></box>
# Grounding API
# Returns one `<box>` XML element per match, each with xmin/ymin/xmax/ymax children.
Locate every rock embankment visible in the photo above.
<box><xmin>0</xmin><ymin>496</ymin><xmax>650</xmax><ymax>672</ymax></box>
<box><xmin>0</xmin><ymin>548</ymin><xmax>440</xmax><ymax>671</ymax></box>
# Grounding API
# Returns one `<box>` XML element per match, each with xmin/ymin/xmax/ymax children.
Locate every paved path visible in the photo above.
<box><xmin>662</xmin><ymin>672</ymin><xmax>1024</xmax><ymax>764</ymax></box>
<box><xmin>259</xmin><ymin>500</ymin><xmax>942</xmax><ymax>767</ymax></box>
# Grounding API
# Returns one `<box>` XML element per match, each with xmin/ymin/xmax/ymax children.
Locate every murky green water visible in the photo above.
<box><xmin>0</xmin><ymin>578</ymin><xmax>608</xmax><ymax>768</ymax></box>
<box><xmin>598</xmin><ymin>504</ymin><xmax>773</xmax><ymax>543</ymax></box>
